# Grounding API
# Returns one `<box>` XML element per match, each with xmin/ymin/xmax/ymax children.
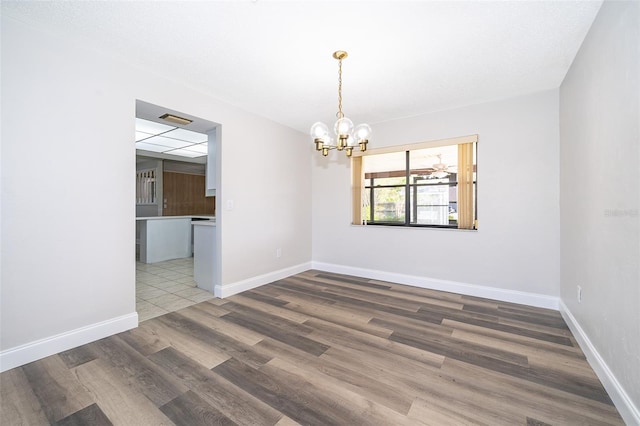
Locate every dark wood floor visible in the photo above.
<box><xmin>1</xmin><ymin>270</ymin><xmax>624</xmax><ymax>425</ymax></box>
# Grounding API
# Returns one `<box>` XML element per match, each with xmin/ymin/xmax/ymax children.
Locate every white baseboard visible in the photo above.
<box><xmin>560</xmin><ymin>301</ymin><xmax>640</xmax><ymax>425</ymax></box>
<box><xmin>311</xmin><ymin>262</ymin><xmax>559</xmax><ymax>310</ymax></box>
<box><xmin>0</xmin><ymin>312</ymin><xmax>138</xmax><ymax>373</ymax></box>
<box><xmin>215</xmin><ymin>262</ymin><xmax>312</xmax><ymax>298</ymax></box>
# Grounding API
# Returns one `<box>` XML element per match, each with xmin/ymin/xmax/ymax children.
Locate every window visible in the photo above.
<box><xmin>136</xmin><ymin>168</ymin><xmax>157</xmax><ymax>204</ymax></box>
<box><xmin>352</xmin><ymin>135</ymin><xmax>477</xmax><ymax>229</ymax></box>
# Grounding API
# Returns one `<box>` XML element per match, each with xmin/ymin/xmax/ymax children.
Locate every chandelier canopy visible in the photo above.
<box><xmin>310</xmin><ymin>51</ymin><xmax>371</xmax><ymax>157</ymax></box>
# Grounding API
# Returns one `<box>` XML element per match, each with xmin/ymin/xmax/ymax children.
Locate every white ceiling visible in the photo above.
<box><xmin>2</xmin><ymin>1</ymin><xmax>602</xmax><ymax>134</ymax></box>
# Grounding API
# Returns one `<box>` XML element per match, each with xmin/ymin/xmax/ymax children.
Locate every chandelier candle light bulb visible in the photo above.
<box><xmin>310</xmin><ymin>50</ymin><xmax>371</xmax><ymax>157</ymax></box>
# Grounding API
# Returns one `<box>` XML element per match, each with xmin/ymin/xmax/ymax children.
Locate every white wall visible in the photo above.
<box><xmin>312</xmin><ymin>90</ymin><xmax>560</xmax><ymax>302</ymax></box>
<box><xmin>559</xmin><ymin>0</ymin><xmax>639</xmax><ymax>420</ymax></box>
<box><xmin>0</xmin><ymin>15</ymin><xmax>311</xmax><ymax>368</ymax></box>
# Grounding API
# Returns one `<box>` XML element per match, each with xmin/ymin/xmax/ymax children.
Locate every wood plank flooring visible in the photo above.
<box><xmin>0</xmin><ymin>270</ymin><xmax>624</xmax><ymax>425</ymax></box>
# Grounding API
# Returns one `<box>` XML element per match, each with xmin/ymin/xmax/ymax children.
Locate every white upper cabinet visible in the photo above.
<box><xmin>206</xmin><ymin>127</ymin><xmax>217</xmax><ymax>196</ymax></box>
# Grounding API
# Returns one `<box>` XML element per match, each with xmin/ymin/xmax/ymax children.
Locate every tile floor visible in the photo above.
<box><xmin>136</xmin><ymin>257</ymin><xmax>215</xmax><ymax>322</ymax></box>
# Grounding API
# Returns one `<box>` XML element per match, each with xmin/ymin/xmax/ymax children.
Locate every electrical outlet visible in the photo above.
<box><xmin>577</xmin><ymin>285</ymin><xmax>582</xmax><ymax>303</ymax></box>
<box><xmin>276</xmin><ymin>248</ymin><xmax>282</xmax><ymax>258</ymax></box>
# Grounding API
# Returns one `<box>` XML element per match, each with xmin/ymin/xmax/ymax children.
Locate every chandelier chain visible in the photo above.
<box><xmin>337</xmin><ymin>58</ymin><xmax>344</xmax><ymax>119</ymax></box>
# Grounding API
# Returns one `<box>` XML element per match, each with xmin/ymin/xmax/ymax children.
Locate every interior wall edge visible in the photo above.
<box><xmin>0</xmin><ymin>312</ymin><xmax>138</xmax><ymax>373</ymax></box>
<box><xmin>559</xmin><ymin>300</ymin><xmax>640</xmax><ymax>425</ymax></box>
<box><xmin>311</xmin><ymin>261</ymin><xmax>559</xmax><ymax>310</ymax></box>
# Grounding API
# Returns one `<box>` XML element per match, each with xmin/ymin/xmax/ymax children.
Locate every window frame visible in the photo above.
<box><xmin>351</xmin><ymin>134</ymin><xmax>478</xmax><ymax>230</ymax></box>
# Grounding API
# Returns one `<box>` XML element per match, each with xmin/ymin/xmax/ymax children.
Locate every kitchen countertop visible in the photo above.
<box><xmin>192</xmin><ymin>220</ymin><xmax>216</xmax><ymax>227</ymax></box>
<box><xmin>136</xmin><ymin>215</ymin><xmax>215</xmax><ymax>221</ymax></box>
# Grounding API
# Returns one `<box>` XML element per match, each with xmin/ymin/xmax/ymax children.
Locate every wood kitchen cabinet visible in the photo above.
<box><xmin>163</xmin><ymin>171</ymin><xmax>215</xmax><ymax>216</ymax></box>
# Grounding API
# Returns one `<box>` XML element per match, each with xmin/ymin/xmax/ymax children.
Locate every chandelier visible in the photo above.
<box><xmin>310</xmin><ymin>51</ymin><xmax>371</xmax><ymax>157</ymax></box>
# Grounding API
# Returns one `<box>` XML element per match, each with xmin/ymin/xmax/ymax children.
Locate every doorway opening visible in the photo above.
<box><xmin>135</xmin><ymin>100</ymin><xmax>220</xmax><ymax>321</ymax></box>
